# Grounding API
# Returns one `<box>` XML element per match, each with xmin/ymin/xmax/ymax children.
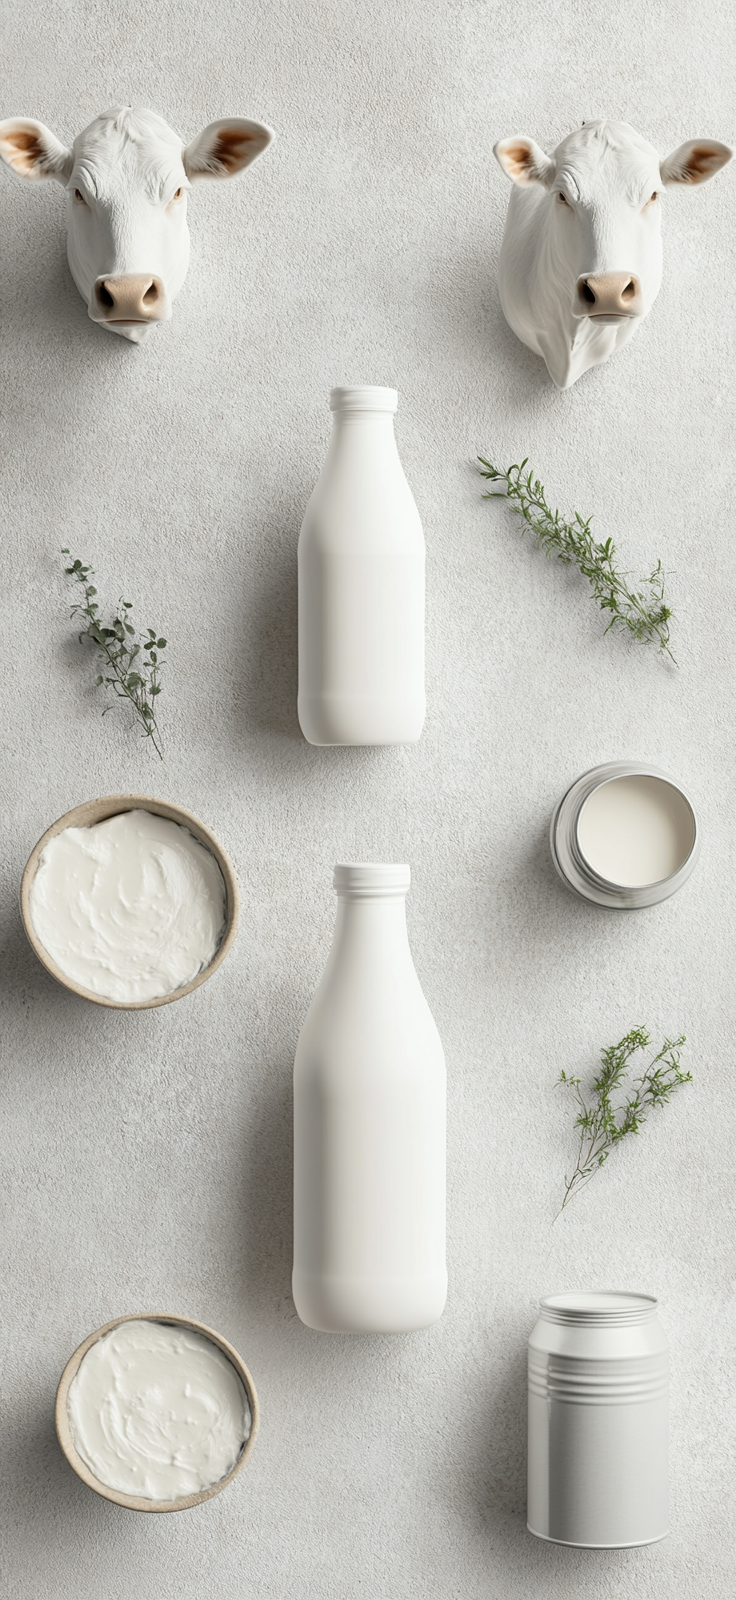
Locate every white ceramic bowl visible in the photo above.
<box><xmin>55</xmin><ymin>1312</ymin><xmax>259</xmax><ymax>1513</ymax></box>
<box><xmin>20</xmin><ymin>794</ymin><xmax>239</xmax><ymax>1009</ymax></box>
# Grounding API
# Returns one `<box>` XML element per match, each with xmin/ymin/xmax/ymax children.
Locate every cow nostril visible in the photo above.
<box><xmin>580</xmin><ymin>281</ymin><xmax>596</xmax><ymax>304</ymax></box>
<box><xmin>93</xmin><ymin>275</ymin><xmax>165</xmax><ymax>319</ymax></box>
<box><xmin>621</xmin><ymin>280</ymin><xmax>636</xmax><ymax>302</ymax></box>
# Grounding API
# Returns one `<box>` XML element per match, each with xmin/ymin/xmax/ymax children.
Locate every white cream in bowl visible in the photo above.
<box><xmin>67</xmin><ymin>1320</ymin><xmax>251</xmax><ymax>1501</ymax></box>
<box><xmin>28</xmin><ymin>809</ymin><xmax>226</xmax><ymax>1002</ymax></box>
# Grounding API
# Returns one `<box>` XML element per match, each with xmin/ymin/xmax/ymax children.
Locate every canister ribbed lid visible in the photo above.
<box><xmin>540</xmin><ymin>1292</ymin><xmax>658</xmax><ymax>1326</ymax></box>
<box><xmin>333</xmin><ymin>863</ymin><xmax>410</xmax><ymax>896</ymax></box>
<box><xmin>329</xmin><ymin>386</ymin><xmax>398</xmax><ymax>413</ymax></box>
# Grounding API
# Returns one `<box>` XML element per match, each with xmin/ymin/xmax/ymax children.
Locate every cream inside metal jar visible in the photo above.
<box><xmin>550</xmin><ymin>763</ymin><xmax>698</xmax><ymax>908</ymax></box>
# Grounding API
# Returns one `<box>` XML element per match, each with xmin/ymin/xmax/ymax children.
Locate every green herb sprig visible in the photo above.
<box><xmin>62</xmin><ymin>552</ymin><xmax>167</xmax><ymax>758</ymax></box>
<box><xmin>556</xmin><ymin>1027</ymin><xmax>690</xmax><ymax>1215</ymax></box>
<box><xmin>478</xmin><ymin>457</ymin><xmax>675</xmax><ymax>662</ymax></box>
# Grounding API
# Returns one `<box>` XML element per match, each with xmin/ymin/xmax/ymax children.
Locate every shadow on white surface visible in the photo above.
<box><xmin>237</xmin><ymin>506</ymin><xmax>301</xmax><ymax>743</ymax></box>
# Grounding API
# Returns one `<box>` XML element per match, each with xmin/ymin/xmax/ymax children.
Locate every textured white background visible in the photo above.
<box><xmin>1</xmin><ymin>3</ymin><xmax>735</xmax><ymax>1596</ymax></box>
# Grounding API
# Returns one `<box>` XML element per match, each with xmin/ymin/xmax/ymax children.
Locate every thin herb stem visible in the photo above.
<box><xmin>61</xmin><ymin>551</ymin><xmax>167</xmax><ymax>758</ymax></box>
<box><xmin>478</xmin><ymin>456</ymin><xmax>675</xmax><ymax>662</ymax></box>
<box><xmin>555</xmin><ymin>1028</ymin><xmax>690</xmax><ymax>1217</ymax></box>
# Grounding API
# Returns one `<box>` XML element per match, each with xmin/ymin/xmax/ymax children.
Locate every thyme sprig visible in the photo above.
<box><xmin>478</xmin><ymin>457</ymin><xmax>675</xmax><ymax>662</ymax></box>
<box><xmin>556</xmin><ymin>1027</ymin><xmax>690</xmax><ymax>1215</ymax></box>
<box><xmin>62</xmin><ymin>551</ymin><xmax>167</xmax><ymax>758</ymax></box>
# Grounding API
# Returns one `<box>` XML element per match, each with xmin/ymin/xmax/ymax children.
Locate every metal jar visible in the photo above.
<box><xmin>550</xmin><ymin>761</ymin><xmax>699</xmax><ymax>909</ymax></box>
<box><xmin>527</xmin><ymin>1292</ymin><xmax>669</xmax><ymax>1548</ymax></box>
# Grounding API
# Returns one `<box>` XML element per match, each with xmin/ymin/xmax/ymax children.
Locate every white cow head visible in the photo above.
<box><xmin>493</xmin><ymin>120</ymin><xmax>732</xmax><ymax>387</ymax></box>
<box><xmin>0</xmin><ymin>106</ymin><xmax>274</xmax><ymax>342</ymax></box>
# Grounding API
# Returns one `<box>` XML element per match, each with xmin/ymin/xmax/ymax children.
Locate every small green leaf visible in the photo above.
<box><xmin>64</xmin><ymin>556</ymin><xmax>167</xmax><ymax>757</ymax></box>
<box><xmin>481</xmin><ymin>456</ymin><xmax>675</xmax><ymax>663</ymax></box>
<box><xmin>556</xmin><ymin>1029</ymin><xmax>688</xmax><ymax>1217</ymax></box>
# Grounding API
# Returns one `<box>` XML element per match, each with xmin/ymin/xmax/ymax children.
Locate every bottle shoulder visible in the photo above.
<box><xmin>295</xmin><ymin>969</ymin><xmax>445</xmax><ymax>1084</ymax></box>
<box><xmin>299</xmin><ymin>459</ymin><xmax>424</xmax><ymax>554</ymax></box>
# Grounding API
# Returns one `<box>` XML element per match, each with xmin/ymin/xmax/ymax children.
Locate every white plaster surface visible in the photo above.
<box><xmin>1</xmin><ymin>3</ymin><xmax>735</xmax><ymax>1596</ymax></box>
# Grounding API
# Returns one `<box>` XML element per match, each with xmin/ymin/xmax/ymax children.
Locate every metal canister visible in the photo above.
<box><xmin>527</xmin><ymin>1292</ymin><xmax>669</xmax><ymax>1548</ymax></box>
<box><xmin>550</xmin><ymin>761</ymin><xmax>698</xmax><ymax>909</ymax></box>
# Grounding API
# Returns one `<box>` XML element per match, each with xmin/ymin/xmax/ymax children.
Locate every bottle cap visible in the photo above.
<box><xmin>333</xmin><ymin>863</ymin><xmax>411</xmax><ymax>896</ymax></box>
<box><xmin>329</xmin><ymin>386</ymin><xmax>398</xmax><ymax>414</ymax></box>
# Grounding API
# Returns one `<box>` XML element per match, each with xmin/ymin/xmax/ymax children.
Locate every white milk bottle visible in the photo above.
<box><xmin>293</xmin><ymin>863</ymin><xmax>446</xmax><ymax>1333</ymax></box>
<box><xmin>297</xmin><ymin>387</ymin><xmax>425</xmax><ymax>745</ymax></box>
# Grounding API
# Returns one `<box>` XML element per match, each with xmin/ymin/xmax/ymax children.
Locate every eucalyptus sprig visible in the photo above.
<box><xmin>62</xmin><ymin>552</ymin><xmax>167</xmax><ymax>758</ymax></box>
<box><xmin>478</xmin><ymin>457</ymin><xmax>675</xmax><ymax>662</ymax></box>
<box><xmin>556</xmin><ymin>1027</ymin><xmax>690</xmax><ymax>1215</ymax></box>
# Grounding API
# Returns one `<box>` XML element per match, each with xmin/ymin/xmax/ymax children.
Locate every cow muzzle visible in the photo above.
<box><xmin>574</xmin><ymin>272</ymin><xmax>643</xmax><ymax>322</ymax></box>
<box><xmin>92</xmin><ymin>274</ymin><xmax>168</xmax><ymax>325</ymax></box>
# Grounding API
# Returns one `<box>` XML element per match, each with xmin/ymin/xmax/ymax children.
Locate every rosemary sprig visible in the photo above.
<box><xmin>478</xmin><ymin>457</ymin><xmax>675</xmax><ymax>662</ymax></box>
<box><xmin>62</xmin><ymin>551</ymin><xmax>167</xmax><ymax>758</ymax></box>
<box><xmin>556</xmin><ymin>1027</ymin><xmax>690</xmax><ymax>1215</ymax></box>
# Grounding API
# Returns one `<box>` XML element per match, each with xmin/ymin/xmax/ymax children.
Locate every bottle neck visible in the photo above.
<box><xmin>331</xmin><ymin>891</ymin><xmax>411</xmax><ymax>968</ymax></box>
<box><xmin>326</xmin><ymin>410</ymin><xmax>400</xmax><ymax>467</ymax></box>
<box><xmin>331</xmin><ymin>410</ymin><xmax>396</xmax><ymax>427</ymax></box>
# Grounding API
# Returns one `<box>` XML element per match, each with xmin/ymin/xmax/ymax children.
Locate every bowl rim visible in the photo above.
<box><xmin>55</xmin><ymin>1311</ymin><xmax>259</xmax><ymax>1513</ymax></box>
<box><xmin>19</xmin><ymin>794</ymin><xmax>239</xmax><ymax>1009</ymax></box>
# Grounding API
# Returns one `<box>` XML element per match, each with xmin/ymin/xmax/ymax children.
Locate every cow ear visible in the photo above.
<box><xmin>494</xmin><ymin>137</ymin><xmax>555</xmax><ymax>188</ymax></box>
<box><xmin>183</xmin><ymin>118</ymin><xmax>274</xmax><ymax>181</ymax></box>
<box><xmin>660</xmin><ymin>139</ymin><xmax>732</xmax><ymax>187</ymax></box>
<box><xmin>0</xmin><ymin>118</ymin><xmax>73</xmax><ymax>183</ymax></box>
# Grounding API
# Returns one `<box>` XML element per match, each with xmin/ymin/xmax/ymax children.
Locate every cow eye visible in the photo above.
<box><xmin>556</xmin><ymin>190</ymin><xmax>570</xmax><ymax>207</ymax></box>
<box><xmin>73</xmin><ymin>188</ymin><xmax>88</xmax><ymax>206</ymax></box>
<box><xmin>646</xmin><ymin>191</ymin><xmax>658</xmax><ymax>206</ymax></box>
<box><xmin>172</xmin><ymin>187</ymin><xmax>183</xmax><ymax>201</ymax></box>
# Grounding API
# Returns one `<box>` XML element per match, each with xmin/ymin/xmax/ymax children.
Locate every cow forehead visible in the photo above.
<box><xmin>553</xmin><ymin>120</ymin><xmax>660</xmax><ymax>198</ymax></box>
<box><xmin>71</xmin><ymin>105</ymin><xmax>186</xmax><ymax>196</ymax></box>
